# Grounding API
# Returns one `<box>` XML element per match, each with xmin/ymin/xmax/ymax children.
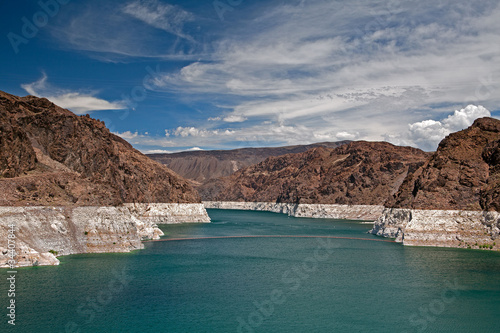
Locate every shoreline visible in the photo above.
<box><xmin>203</xmin><ymin>201</ymin><xmax>384</xmax><ymax>220</ymax></box>
<box><xmin>3</xmin><ymin>202</ymin><xmax>499</xmax><ymax>268</ymax></box>
<box><xmin>0</xmin><ymin>203</ymin><xmax>210</xmax><ymax>268</ymax></box>
<box><xmin>204</xmin><ymin>201</ymin><xmax>500</xmax><ymax>251</ymax></box>
<box><xmin>371</xmin><ymin>208</ymin><xmax>500</xmax><ymax>251</ymax></box>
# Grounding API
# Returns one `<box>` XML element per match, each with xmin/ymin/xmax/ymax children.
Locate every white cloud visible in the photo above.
<box><xmin>172</xmin><ymin>127</ymin><xmax>211</xmax><ymax>137</ymax></box>
<box><xmin>166</xmin><ymin>126</ymin><xmax>235</xmax><ymax>137</ymax></box>
<box><xmin>113</xmin><ymin>131</ymin><xmax>175</xmax><ymax>147</ymax></box>
<box><xmin>147</xmin><ymin>0</ymin><xmax>500</xmax><ymax>148</ymax></box>
<box><xmin>335</xmin><ymin>131</ymin><xmax>358</xmax><ymax>141</ymax></box>
<box><xmin>441</xmin><ymin>105</ymin><xmax>491</xmax><ymax>132</ymax></box>
<box><xmin>314</xmin><ymin>130</ymin><xmax>359</xmax><ymax>142</ymax></box>
<box><xmin>51</xmin><ymin>0</ymin><xmax>203</xmax><ymax>61</ymax></box>
<box><xmin>22</xmin><ymin>74</ymin><xmax>125</xmax><ymax>114</ymax></box>
<box><xmin>388</xmin><ymin>105</ymin><xmax>492</xmax><ymax>151</ymax></box>
<box><xmin>223</xmin><ymin>115</ymin><xmax>247</xmax><ymax>123</ymax></box>
<box><xmin>407</xmin><ymin>120</ymin><xmax>451</xmax><ymax>151</ymax></box>
<box><xmin>142</xmin><ymin>146</ymin><xmax>203</xmax><ymax>154</ymax></box>
<box><xmin>142</xmin><ymin>149</ymin><xmax>173</xmax><ymax>154</ymax></box>
<box><xmin>47</xmin><ymin>0</ymin><xmax>500</xmax><ymax>149</ymax></box>
<box><xmin>158</xmin><ymin>121</ymin><xmax>344</xmax><ymax>149</ymax></box>
<box><xmin>122</xmin><ymin>0</ymin><xmax>194</xmax><ymax>41</ymax></box>
<box><xmin>114</xmin><ymin>131</ymin><xmax>139</xmax><ymax>140</ymax></box>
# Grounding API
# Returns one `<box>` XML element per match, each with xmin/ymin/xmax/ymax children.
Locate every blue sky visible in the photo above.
<box><xmin>1</xmin><ymin>0</ymin><xmax>499</xmax><ymax>152</ymax></box>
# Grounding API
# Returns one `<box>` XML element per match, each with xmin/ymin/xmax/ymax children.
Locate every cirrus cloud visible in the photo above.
<box><xmin>122</xmin><ymin>0</ymin><xmax>195</xmax><ymax>41</ymax></box>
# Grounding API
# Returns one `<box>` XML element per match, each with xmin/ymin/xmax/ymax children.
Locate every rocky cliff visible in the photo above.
<box><xmin>200</xmin><ymin>141</ymin><xmax>429</xmax><ymax>205</ymax></box>
<box><xmin>0</xmin><ymin>90</ymin><xmax>200</xmax><ymax>206</ymax></box>
<box><xmin>372</xmin><ymin>117</ymin><xmax>500</xmax><ymax>250</ymax></box>
<box><xmin>388</xmin><ymin>117</ymin><xmax>500</xmax><ymax>211</ymax></box>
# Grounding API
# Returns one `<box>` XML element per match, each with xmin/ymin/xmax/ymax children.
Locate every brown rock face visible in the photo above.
<box><xmin>0</xmin><ymin>90</ymin><xmax>200</xmax><ymax>206</ymax></box>
<box><xmin>0</xmin><ymin>99</ymin><xmax>37</xmax><ymax>178</ymax></box>
<box><xmin>481</xmin><ymin>139</ymin><xmax>500</xmax><ymax>210</ymax></box>
<box><xmin>389</xmin><ymin>117</ymin><xmax>500</xmax><ymax>211</ymax></box>
<box><xmin>200</xmin><ymin>141</ymin><xmax>429</xmax><ymax>205</ymax></box>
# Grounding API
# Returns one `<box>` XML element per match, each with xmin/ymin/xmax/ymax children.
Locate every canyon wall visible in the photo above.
<box><xmin>371</xmin><ymin>117</ymin><xmax>500</xmax><ymax>250</ymax></box>
<box><xmin>0</xmin><ymin>90</ymin><xmax>212</xmax><ymax>267</ymax></box>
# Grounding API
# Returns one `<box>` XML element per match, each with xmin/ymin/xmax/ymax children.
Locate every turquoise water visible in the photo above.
<box><xmin>2</xmin><ymin>209</ymin><xmax>500</xmax><ymax>332</ymax></box>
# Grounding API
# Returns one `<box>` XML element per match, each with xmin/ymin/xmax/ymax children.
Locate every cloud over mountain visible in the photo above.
<box><xmin>22</xmin><ymin>74</ymin><xmax>125</xmax><ymax>114</ymax></box>
<box><xmin>387</xmin><ymin>105</ymin><xmax>491</xmax><ymax>151</ymax></box>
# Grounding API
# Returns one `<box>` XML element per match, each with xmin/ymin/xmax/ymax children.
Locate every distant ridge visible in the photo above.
<box><xmin>198</xmin><ymin>141</ymin><xmax>430</xmax><ymax>204</ymax></box>
<box><xmin>147</xmin><ymin>141</ymin><xmax>350</xmax><ymax>185</ymax></box>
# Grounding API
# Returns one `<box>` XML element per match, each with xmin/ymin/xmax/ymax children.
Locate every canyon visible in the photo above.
<box><xmin>2</xmin><ymin>89</ymin><xmax>500</xmax><ymax>263</ymax></box>
<box><xmin>198</xmin><ymin>141</ymin><xmax>430</xmax><ymax>204</ymax></box>
<box><xmin>0</xmin><ymin>91</ymin><xmax>209</xmax><ymax>267</ymax></box>
<box><xmin>196</xmin><ymin>119</ymin><xmax>500</xmax><ymax>250</ymax></box>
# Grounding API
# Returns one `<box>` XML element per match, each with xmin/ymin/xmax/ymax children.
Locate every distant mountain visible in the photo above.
<box><xmin>0</xmin><ymin>90</ymin><xmax>200</xmax><ymax>206</ymax></box>
<box><xmin>199</xmin><ymin>141</ymin><xmax>430</xmax><ymax>205</ymax></box>
<box><xmin>147</xmin><ymin>141</ymin><xmax>350</xmax><ymax>185</ymax></box>
<box><xmin>388</xmin><ymin>117</ymin><xmax>500</xmax><ymax>211</ymax></box>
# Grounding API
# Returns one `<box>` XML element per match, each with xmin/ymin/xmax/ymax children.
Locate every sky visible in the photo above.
<box><xmin>1</xmin><ymin>0</ymin><xmax>499</xmax><ymax>153</ymax></box>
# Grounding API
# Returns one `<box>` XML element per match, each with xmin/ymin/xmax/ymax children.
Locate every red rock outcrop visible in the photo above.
<box><xmin>200</xmin><ymin>141</ymin><xmax>429</xmax><ymax>205</ymax></box>
<box><xmin>389</xmin><ymin>117</ymin><xmax>500</xmax><ymax>211</ymax></box>
<box><xmin>0</xmin><ymin>90</ymin><xmax>200</xmax><ymax>206</ymax></box>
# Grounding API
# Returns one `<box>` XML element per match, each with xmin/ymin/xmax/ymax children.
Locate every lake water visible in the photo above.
<box><xmin>2</xmin><ymin>209</ymin><xmax>500</xmax><ymax>332</ymax></box>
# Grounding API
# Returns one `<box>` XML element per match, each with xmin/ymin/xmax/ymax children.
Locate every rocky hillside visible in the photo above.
<box><xmin>200</xmin><ymin>141</ymin><xmax>429</xmax><ymax>205</ymax></box>
<box><xmin>147</xmin><ymin>141</ymin><xmax>349</xmax><ymax>185</ymax></box>
<box><xmin>0</xmin><ymin>90</ymin><xmax>200</xmax><ymax>206</ymax></box>
<box><xmin>389</xmin><ymin>117</ymin><xmax>500</xmax><ymax>211</ymax></box>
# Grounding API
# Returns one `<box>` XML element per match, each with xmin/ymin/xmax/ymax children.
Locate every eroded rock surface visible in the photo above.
<box><xmin>0</xmin><ymin>90</ymin><xmax>201</xmax><ymax>206</ymax></box>
<box><xmin>201</xmin><ymin>141</ymin><xmax>429</xmax><ymax>205</ymax></box>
